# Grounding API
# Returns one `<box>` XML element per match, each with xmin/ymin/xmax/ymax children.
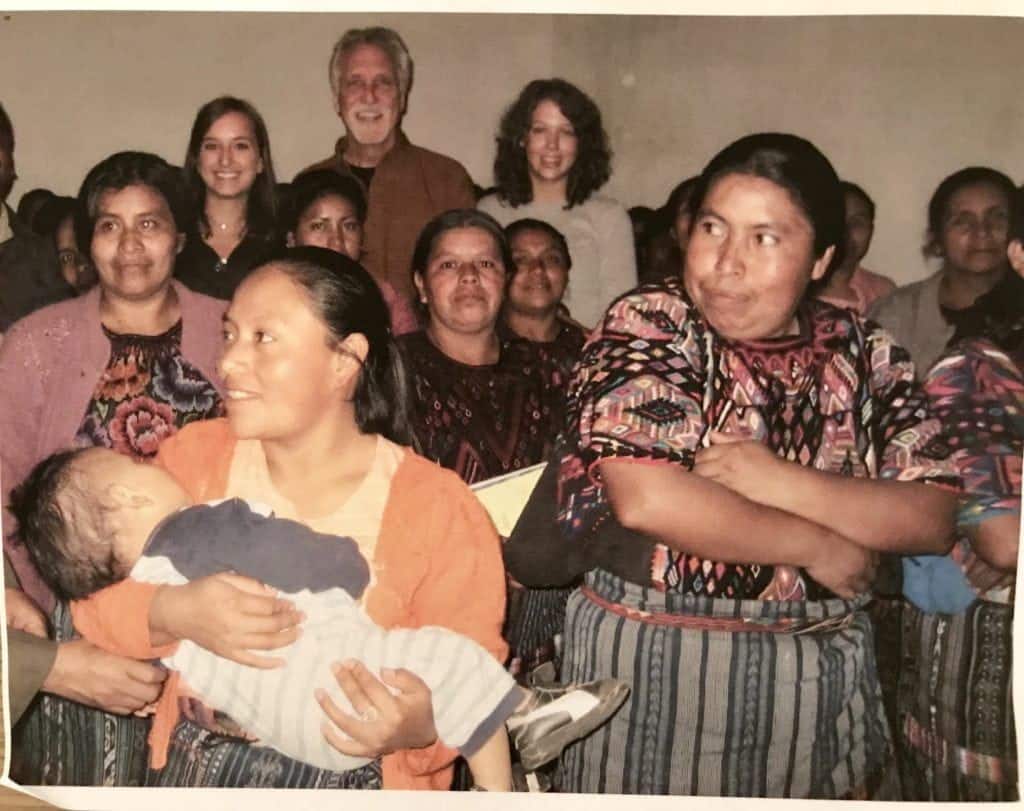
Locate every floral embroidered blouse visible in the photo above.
<box><xmin>74</xmin><ymin>320</ymin><xmax>223</xmax><ymax>458</ymax></box>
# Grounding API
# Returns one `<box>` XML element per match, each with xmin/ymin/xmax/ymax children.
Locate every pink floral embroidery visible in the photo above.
<box><xmin>109</xmin><ymin>396</ymin><xmax>176</xmax><ymax>459</ymax></box>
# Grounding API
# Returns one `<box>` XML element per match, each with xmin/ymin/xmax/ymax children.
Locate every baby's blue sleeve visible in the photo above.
<box><xmin>902</xmin><ymin>554</ymin><xmax>977</xmax><ymax>614</ymax></box>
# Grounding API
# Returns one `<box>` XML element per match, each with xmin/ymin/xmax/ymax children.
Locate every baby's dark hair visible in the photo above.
<box><xmin>8</xmin><ymin>448</ymin><xmax>122</xmax><ymax>602</ymax></box>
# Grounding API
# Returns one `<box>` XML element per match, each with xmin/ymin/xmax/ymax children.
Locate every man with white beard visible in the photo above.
<box><xmin>303</xmin><ymin>28</ymin><xmax>476</xmax><ymax>308</ymax></box>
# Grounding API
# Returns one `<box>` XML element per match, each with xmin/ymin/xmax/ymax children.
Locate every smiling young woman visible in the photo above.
<box><xmin>478</xmin><ymin>79</ymin><xmax>637</xmax><ymax>329</ymax></box>
<box><xmin>175</xmin><ymin>97</ymin><xmax>282</xmax><ymax>301</ymax></box>
<box><xmin>54</xmin><ymin>247</ymin><xmax>508</xmax><ymax>791</ymax></box>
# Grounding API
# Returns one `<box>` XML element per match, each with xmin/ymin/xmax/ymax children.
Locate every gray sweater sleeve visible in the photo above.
<box><xmin>598</xmin><ymin>200</ymin><xmax>639</xmax><ymax>305</ymax></box>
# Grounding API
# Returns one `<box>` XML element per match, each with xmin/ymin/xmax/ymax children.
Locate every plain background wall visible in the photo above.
<box><xmin>2</xmin><ymin>12</ymin><xmax>1020</xmax><ymax>285</ymax></box>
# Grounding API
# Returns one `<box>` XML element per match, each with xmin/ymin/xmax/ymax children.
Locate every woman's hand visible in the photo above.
<box><xmin>805</xmin><ymin>534</ymin><xmax>878</xmax><ymax>599</ymax></box>
<box><xmin>43</xmin><ymin>639</ymin><xmax>167</xmax><ymax>715</ymax></box>
<box><xmin>5</xmin><ymin>587</ymin><xmax>48</xmax><ymax>638</ymax></box>
<box><xmin>693</xmin><ymin>431</ymin><xmax>790</xmax><ymax>507</ymax></box>
<box><xmin>965</xmin><ymin>512</ymin><xmax>1020</xmax><ymax>573</ymax></box>
<box><xmin>316</xmin><ymin>661</ymin><xmax>438</xmax><ymax>758</ymax></box>
<box><xmin>962</xmin><ymin>547</ymin><xmax>1015</xmax><ymax>594</ymax></box>
<box><xmin>694</xmin><ymin>434</ymin><xmax>878</xmax><ymax>598</ymax></box>
<box><xmin>150</xmin><ymin>572</ymin><xmax>303</xmax><ymax>668</ymax></box>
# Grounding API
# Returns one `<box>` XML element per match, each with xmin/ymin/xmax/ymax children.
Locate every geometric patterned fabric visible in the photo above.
<box><xmin>556</xmin><ymin>278</ymin><xmax>958</xmax><ymax>599</ymax></box>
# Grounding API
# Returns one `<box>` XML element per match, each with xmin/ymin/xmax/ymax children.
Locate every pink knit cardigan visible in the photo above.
<box><xmin>0</xmin><ymin>281</ymin><xmax>226</xmax><ymax>611</ymax></box>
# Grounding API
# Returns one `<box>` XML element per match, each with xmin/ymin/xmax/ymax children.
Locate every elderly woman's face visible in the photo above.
<box><xmin>220</xmin><ymin>264</ymin><xmax>348</xmax><ymax>442</ymax></box>
<box><xmin>415</xmin><ymin>226</ymin><xmax>507</xmax><ymax>337</ymax></box>
<box><xmin>90</xmin><ymin>184</ymin><xmax>182</xmax><ymax>303</ymax></box>
<box><xmin>507</xmin><ymin>227</ymin><xmax>569</xmax><ymax>317</ymax></box>
<box><xmin>684</xmin><ymin>173</ymin><xmax>832</xmax><ymax>341</ymax></box>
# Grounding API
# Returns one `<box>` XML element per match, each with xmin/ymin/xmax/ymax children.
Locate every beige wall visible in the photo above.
<box><xmin>2</xmin><ymin>12</ymin><xmax>1020</xmax><ymax>284</ymax></box>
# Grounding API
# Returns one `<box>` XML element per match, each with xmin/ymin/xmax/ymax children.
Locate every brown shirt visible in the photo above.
<box><xmin>302</xmin><ymin>129</ymin><xmax>476</xmax><ymax>304</ymax></box>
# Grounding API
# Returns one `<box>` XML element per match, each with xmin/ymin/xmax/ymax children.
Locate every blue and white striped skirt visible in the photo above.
<box><xmin>559</xmin><ymin>569</ymin><xmax>896</xmax><ymax>797</ymax></box>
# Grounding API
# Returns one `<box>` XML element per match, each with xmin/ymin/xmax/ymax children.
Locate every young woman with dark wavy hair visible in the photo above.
<box><xmin>478</xmin><ymin>79</ymin><xmax>636</xmax><ymax>328</ymax></box>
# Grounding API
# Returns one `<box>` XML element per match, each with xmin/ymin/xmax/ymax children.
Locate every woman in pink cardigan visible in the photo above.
<box><xmin>1</xmin><ymin>151</ymin><xmax>226</xmax><ymax>786</ymax></box>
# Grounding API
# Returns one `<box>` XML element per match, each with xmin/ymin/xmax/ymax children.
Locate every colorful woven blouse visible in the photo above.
<box><xmin>556</xmin><ymin>278</ymin><xmax>957</xmax><ymax>599</ymax></box>
<box><xmin>926</xmin><ymin>340</ymin><xmax>1023</xmax><ymax>527</ymax></box>
<box><xmin>398</xmin><ymin>330</ymin><xmax>560</xmax><ymax>485</ymax></box>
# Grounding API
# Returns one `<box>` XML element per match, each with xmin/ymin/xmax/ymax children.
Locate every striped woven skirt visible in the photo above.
<box><xmin>10</xmin><ymin>601</ymin><xmax>150</xmax><ymax>786</ymax></box>
<box><xmin>505</xmin><ymin>584</ymin><xmax>577</xmax><ymax>680</ymax></box>
<box><xmin>143</xmin><ymin>719</ymin><xmax>381</xmax><ymax>788</ymax></box>
<box><xmin>897</xmin><ymin>598</ymin><xmax>1017</xmax><ymax>800</ymax></box>
<box><xmin>559</xmin><ymin>569</ymin><xmax>895</xmax><ymax>797</ymax></box>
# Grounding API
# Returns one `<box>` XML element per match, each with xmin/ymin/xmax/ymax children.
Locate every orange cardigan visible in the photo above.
<box><xmin>71</xmin><ymin>419</ymin><xmax>508</xmax><ymax>790</ymax></box>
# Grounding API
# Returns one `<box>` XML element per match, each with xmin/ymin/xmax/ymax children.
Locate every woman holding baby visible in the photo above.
<box><xmin>132</xmin><ymin>245</ymin><xmax>506</xmax><ymax>789</ymax></box>
<box><xmin>2</xmin><ymin>150</ymin><xmax>506</xmax><ymax>790</ymax></box>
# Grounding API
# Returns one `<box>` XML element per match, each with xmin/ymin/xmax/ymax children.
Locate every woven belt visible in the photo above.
<box><xmin>581</xmin><ymin>584</ymin><xmax>856</xmax><ymax>635</ymax></box>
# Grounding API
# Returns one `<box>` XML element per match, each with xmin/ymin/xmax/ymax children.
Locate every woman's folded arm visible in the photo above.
<box><xmin>601</xmin><ymin>458</ymin><xmax>876</xmax><ymax>598</ymax></box>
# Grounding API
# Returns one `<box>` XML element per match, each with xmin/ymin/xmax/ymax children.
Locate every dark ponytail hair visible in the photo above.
<box><xmin>267</xmin><ymin>246</ymin><xmax>415</xmax><ymax>447</ymax></box>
